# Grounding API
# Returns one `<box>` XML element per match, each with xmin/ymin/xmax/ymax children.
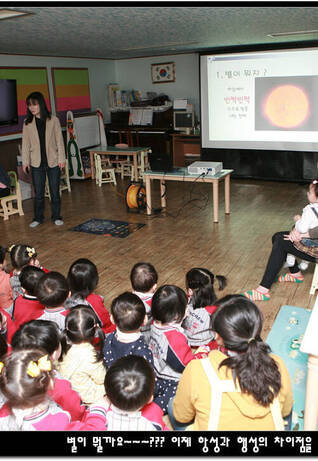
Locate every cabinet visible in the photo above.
<box><xmin>171</xmin><ymin>134</ymin><xmax>201</xmax><ymax>167</ymax></box>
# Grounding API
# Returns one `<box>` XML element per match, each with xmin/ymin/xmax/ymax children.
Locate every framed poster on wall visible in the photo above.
<box><xmin>52</xmin><ymin>68</ymin><xmax>91</xmax><ymax>126</ymax></box>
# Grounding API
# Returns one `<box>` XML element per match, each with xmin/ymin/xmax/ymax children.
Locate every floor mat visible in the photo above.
<box><xmin>70</xmin><ymin>218</ymin><xmax>145</xmax><ymax>238</ymax></box>
<box><xmin>266</xmin><ymin>304</ymin><xmax>312</xmax><ymax>431</ymax></box>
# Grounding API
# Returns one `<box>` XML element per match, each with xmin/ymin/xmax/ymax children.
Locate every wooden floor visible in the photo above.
<box><xmin>1</xmin><ymin>175</ymin><xmax>316</xmax><ymax>338</ymax></box>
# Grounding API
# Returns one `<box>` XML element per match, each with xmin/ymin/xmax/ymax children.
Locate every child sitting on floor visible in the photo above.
<box><xmin>103</xmin><ymin>292</ymin><xmax>153</xmax><ymax>368</ymax></box>
<box><xmin>104</xmin><ymin>355</ymin><xmax>169</xmax><ymax>431</ymax></box>
<box><xmin>149</xmin><ymin>285</ymin><xmax>209</xmax><ymax>411</ymax></box>
<box><xmin>57</xmin><ymin>306</ymin><xmax>106</xmax><ymax>405</ymax></box>
<box><xmin>0</xmin><ymin>246</ymin><xmax>13</xmax><ymax>316</ymax></box>
<box><xmin>130</xmin><ymin>262</ymin><xmax>158</xmax><ymax>343</ymax></box>
<box><xmin>11</xmin><ymin>319</ymin><xmax>87</xmax><ymax>421</ymax></box>
<box><xmin>0</xmin><ymin>348</ymin><xmax>108</xmax><ymax>430</ymax></box>
<box><xmin>13</xmin><ymin>266</ymin><xmax>45</xmax><ymax>329</ymax></box>
<box><xmin>103</xmin><ymin>291</ymin><xmax>177</xmax><ymax>414</ymax></box>
<box><xmin>8</xmin><ymin>244</ymin><xmax>49</xmax><ymax>302</ymax></box>
<box><xmin>182</xmin><ymin>267</ymin><xmax>227</xmax><ymax>347</ymax></box>
<box><xmin>65</xmin><ymin>258</ymin><xmax>114</xmax><ymax>334</ymax></box>
<box><xmin>35</xmin><ymin>271</ymin><xmax>70</xmax><ymax>330</ymax></box>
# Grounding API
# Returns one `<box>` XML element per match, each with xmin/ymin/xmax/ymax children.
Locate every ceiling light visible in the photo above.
<box><xmin>268</xmin><ymin>30</ymin><xmax>318</xmax><ymax>38</ymax></box>
<box><xmin>0</xmin><ymin>9</ymin><xmax>32</xmax><ymax>20</ymax></box>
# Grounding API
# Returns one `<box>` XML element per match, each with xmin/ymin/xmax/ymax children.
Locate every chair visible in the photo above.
<box><xmin>0</xmin><ymin>171</ymin><xmax>24</xmax><ymax>221</ymax></box>
<box><xmin>120</xmin><ymin>155</ymin><xmax>135</xmax><ymax>180</ymax></box>
<box><xmin>136</xmin><ymin>148</ymin><xmax>151</xmax><ymax>181</ymax></box>
<box><xmin>310</xmin><ymin>262</ymin><xmax>318</xmax><ymax>295</ymax></box>
<box><xmin>45</xmin><ymin>158</ymin><xmax>71</xmax><ymax>199</ymax></box>
<box><xmin>94</xmin><ymin>153</ymin><xmax>117</xmax><ymax>187</ymax></box>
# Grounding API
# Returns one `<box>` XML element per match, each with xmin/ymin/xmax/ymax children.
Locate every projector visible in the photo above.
<box><xmin>187</xmin><ymin>161</ymin><xmax>223</xmax><ymax>176</ymax></box>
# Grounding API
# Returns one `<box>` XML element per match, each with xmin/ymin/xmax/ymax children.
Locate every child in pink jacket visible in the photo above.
<box><xmin>0</xmin><ymin>349</ymin><xmax>108</xmax><ymax>431</ymax></box>
<box><xmin>0</xmin><ymin>246</ymin><xmax>13</xmax><ymax>316</ymax></box>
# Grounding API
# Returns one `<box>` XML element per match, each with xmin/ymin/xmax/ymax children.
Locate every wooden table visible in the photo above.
<box><xmin>87</xmin><ymin>146</ymin><xmax>150</xmax><ymax>182</ymax></box>
<box><xmin>144</xmin><ymin>168</ymin><xmax>233</xmax><ymax>223</ymax></box>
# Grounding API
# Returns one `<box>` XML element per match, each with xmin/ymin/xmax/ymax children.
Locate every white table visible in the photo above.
<box><xmin>143</xmin><ymin>168</ymin><xmax>233</xmax><ymax>223</ymax></box>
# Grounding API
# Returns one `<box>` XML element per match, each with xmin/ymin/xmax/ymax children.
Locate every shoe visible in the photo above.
<box><xmin>29</xmin><ymin>221</ymin><xmax>40</xmax><ymax>228</ymax></box>
<box><xmin>54</xmin><ymin>219</ymin><xmax>64</xmax><ymax>226</ymax></box>
<box><xmin>299</xmin><ymin>261</ymin><xmax>309</xmax><ymax>271</ymax></box>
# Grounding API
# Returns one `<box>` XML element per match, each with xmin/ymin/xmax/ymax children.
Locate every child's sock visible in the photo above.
<box><xmin>277</xmin><ymin>273</ymin><xmax>304</xmax><ymax>283</ymax></box>
<box><xmin>241</xmin><ymin>289</ymin><xmax>271</xmax><ymax>301</ymax></box>
<box><xmin>299</xmin><ymin>260</ymin><xmax>309</xmax><ymax>271</ymax></box>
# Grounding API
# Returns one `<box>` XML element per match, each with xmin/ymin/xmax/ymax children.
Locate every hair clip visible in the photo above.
<box><xmin>27</xmin><ymin>355</ymin><xmax>51</xmax><ymax>378</ymax></box>
<box><xmin>26</xmin><ymin>247</ymin><xmax>36</xmax><ymax>258</ymax></box>
<box><xmin>0</xmin><ymin>362</ymin><xmax>4</xmax><ymax>373</ymax></box>
<box><xmin>313</xmin><ymin>180</ymin><xmax>318</xmax><ymax>185</ymax></box>
<box><xmin>8</xmin><ymin>245</ymin><xmax>15</xmax><ymax>253</ymax></box>
<box><xmin>247</xmin><ymin>337</ymin><xmax>255</xmax><ymax>344</ymax></box>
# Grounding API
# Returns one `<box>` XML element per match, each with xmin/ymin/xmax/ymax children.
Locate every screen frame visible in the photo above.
<box><xmin>198</xmin><ymin>40</ymin><xmax>318</xmax><ymax>182</ymax></box>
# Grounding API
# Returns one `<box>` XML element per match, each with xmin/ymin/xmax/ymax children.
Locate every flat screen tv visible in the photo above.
<box><xmin>0</xmin><ymin>79</ymin><xmax>18</xmax><ymax>126</ymax></box>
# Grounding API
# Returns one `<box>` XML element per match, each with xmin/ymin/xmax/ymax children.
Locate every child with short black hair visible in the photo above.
<box><xmin>104</xmin><ymin>355</ymin><xmax>169</xmax><ymax>431</ymax></box>
<box><xmin>130</xmin><ymin>262</ymin><xmax>158</xmax><ymax>342</ymax></box>
<box><xmin>0</xmin><ymin>246</ymin><xmax>13</xmax><ymax>315</ymax></box>
<box><xmin>13</xmin><ymin>266</ymin><xmax>45</xmax><ymax>329</ymax></box>
<box><xmin>11</xmin><ymin>319</ymin><xmax>87</xmax><ymax>421</ymax></box>
<box><xmin>103</xmin><ymin>291</ymin><xmax>173</xmax><ymax>414</ymax></box>
<box><xmin>8</xmin><ymin>244</ymin><xmax>48</xmax><ymax>301</ymax></box>
<box><xmin>0</xmin><ymin>348</ymin><xmax>108</xmax><ymax>430</ymax></box>
<box><xmin>103</xmin><ymin>292</ymin><xmax>153</xmax><ymax>368</ymax></box>
<box><xmin>57</xmin><ymin>306</ymin><xmax>106</xmax><ymax>405</ymax></box>
<box><xmin>66</xmin><ymin>258</ymin><xmax>114</xmax><ymax>334</ymax></box>
<box><xmin>182</xmin><ymin>267</ymin><xmax>227</xmax><ymax>347</ymax></box>
<box><xmin>35</xmin><ymin>271</ymin><xmax>69</xmax><ymax>330</ymax></box>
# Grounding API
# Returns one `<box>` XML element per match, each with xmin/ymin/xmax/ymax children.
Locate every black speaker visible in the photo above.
<box><xmin>148</xmin><ymin>152</ymin><xmax>173</xmax><ymax>172</ymax></box>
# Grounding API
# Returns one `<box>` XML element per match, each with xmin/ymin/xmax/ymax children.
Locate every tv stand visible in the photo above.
<box><xmin>171</xmin><ymin>133</ymin><xmax>201</xmax><ymax>167</ymax></box>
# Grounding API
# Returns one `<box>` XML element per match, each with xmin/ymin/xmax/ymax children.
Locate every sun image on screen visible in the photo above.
<box><xmin>263</xmin><ymin>85</ymin><xmax>309</xmax><ymax>128</ymax></box>
<box><xmin>255</xmin><ymin>76</ymin><xmax>318</xmax><ymax>131</ymax></box>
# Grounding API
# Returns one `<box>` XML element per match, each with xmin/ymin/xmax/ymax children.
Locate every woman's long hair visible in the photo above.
<box><xmin>25</xmin><ymin>92</ymin><xmax>51</xmax><ymax>125</ymax></box>
<box><xmin>212</xmin><ymin>294</ymin><xmax>281</xmax><ymax>406</ymax></box>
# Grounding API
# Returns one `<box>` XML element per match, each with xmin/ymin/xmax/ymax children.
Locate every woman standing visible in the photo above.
<box><xmin>169</xmin><ymin>294</ymin><xmax>293</xmax><ymax>431</ymax></box>
<box><xmin>22</xmin><ymin>92</ymin><xmax>65</xmax><ymax>227</ymax></box>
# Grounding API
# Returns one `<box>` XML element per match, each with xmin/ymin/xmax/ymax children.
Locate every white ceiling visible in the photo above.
<box><xmin>1</xmin><ymin>5</ymin><xmax>318</xmax><ymax>60</ymax></box>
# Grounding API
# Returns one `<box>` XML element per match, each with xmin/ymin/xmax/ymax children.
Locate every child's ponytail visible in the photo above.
<box><xmin>186</xmin><ymin>268</ymin><xmax>227</xmax><ymax>309</ymax></box>
<box><xmin>8</xmin><ymin>244</ymin><xmax>37</xmax><ymax>270</ymax></box>
<box><xmin>60</xmin><ymin>306</ymin><xmax>105</xmax><ymax>362</ymax></box>
<box><xmin>0</xmin><ymin>348</ymin><xmax>53</xmax><ymax>409</ymax></box>
<box><xmin>212</xmin><ymin>295</ymin><xmax>281</xmax><ymax>407</ymax></box>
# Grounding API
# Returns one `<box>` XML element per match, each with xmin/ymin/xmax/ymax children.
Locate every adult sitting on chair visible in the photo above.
<box><xmin>22</xmin><ymin>91</ymin><xmax>65</xmax><ymax>228</ymax></box>
<box><xmin>0</xmin><ymin>165</ymin><xmax>10</xmax><ymax>198</ymax></box>
<box><xmin>242</xmin><ymin>227</ymin><xmax>318</xmax><ymax>301</ymax></box>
